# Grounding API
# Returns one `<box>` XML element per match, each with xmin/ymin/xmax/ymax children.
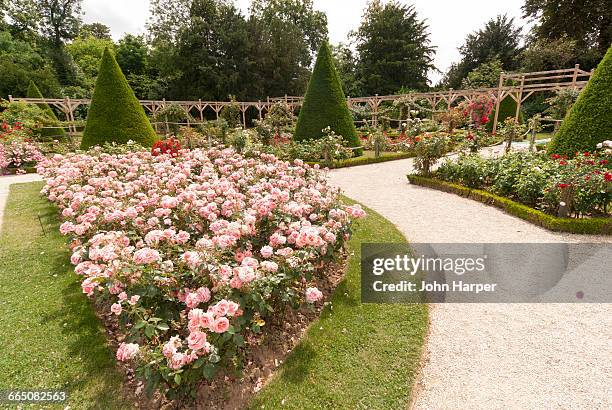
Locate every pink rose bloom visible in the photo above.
<box><xmin>187</xmin><ymin>330</ymin><xmax>207</xmax><ymax>350</ymax></box>
<box><xmin>133</xmin><ymin>248</ymin><xmax>161</xmax><ymax>264</ymax></box>
<box><xmin>211</xmin><ymin>317</ymin><xmax>230</xmax><ymax>333</ymax></box>
<box><xmin>118</xmin><ymin>292</ymin><xmax>127</xmax><ymax>302</ymax></box>
<box><xmin>128</xmin><ymin>295</ymin><xmax>140</xmax><ymax>305</ymax></box>
<box><xmin>111</xmin><ymin>303</ymin><xmax>122</xmax><ymax>315</ymax></box>
<box><xmin>212</xmin><ymin>299</ymin><xmax>230</xmax><ymax>317</ymax></box>
<box><xmin>260</xmin><ymin>261</ymin><xmax>278</xmax><ymax>272</ymax></box>
<box><xmin>70</xmin><ymin>252</ymin><xmax>82</xmax><ymax>265</ymax></box>
<box><xmin>175</xmin><ymin>230</ymin><xmax>190</xmax><ymax>244</ymax></box>
<box><xmin>196</xmin><ymin>287</ymin><xmax>211</xmax><ymax>303</ymax></box>
<box><xmin>305</xmin><ymin>287</ymin><xmax>323</xmax><ymax>303</ymax></box>
<box><xmin>116</xmin><ymin>342</ymin><xmax>139</xmax><ymax>361</ymax></box>
<box><xmin>260</xmin><ymin>245</ymin><xmax>274</xmax><ymax>258</ymax></box>
<box><xmin>185</xmin><ymin>292</ymin><xmax>200</xmax><ymax>309</ymax></box>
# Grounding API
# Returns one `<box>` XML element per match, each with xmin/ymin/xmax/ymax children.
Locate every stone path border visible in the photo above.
<box><xmin>327</xmin><ymin>157</ymin><xmax>611</xmax><ymax>409</ymax></box>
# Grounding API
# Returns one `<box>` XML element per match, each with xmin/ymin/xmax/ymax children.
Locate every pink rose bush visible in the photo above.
<box><xmin>0</xmin><ymin>139</ymin><xmax>44</xmax><ymax>175</ymax></box>
<box><xmin>38</xmin><ymin>147</ymin><xmax>365</xmax><ymax>398</ymax></box>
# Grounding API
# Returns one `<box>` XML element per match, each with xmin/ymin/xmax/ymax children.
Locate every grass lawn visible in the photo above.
<box><xmin>0</xmin><ymin>182</ymin><xmax>129</xmax><ymax>409</ymax></box>
<box><xmin>249</xmin><ymin>197</ymin><xmax>428</xmax><ymax>409</ymax></box>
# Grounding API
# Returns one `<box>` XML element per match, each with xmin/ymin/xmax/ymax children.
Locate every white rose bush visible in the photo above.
<box><xmin>38</xmin><ymin>147</ymin><xmax>365</xmax><ymax>399</ymax></box>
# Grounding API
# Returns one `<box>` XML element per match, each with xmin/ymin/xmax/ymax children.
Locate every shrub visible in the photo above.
<box><xmin>487</xmin><ymin>95</ymin><xmax>522</xmax><ymax>132</ymax></box>
<box><xmin>294</xmin><ymin>42</ymin><xmax>361</xmax><ymax>155</ymax></box>
<box><xmin>548</xmin><ymin>44</ymin><xmax>612</xmax><ymax>156</ymax></box>
<box><xmin>38</xmin><ymin>148</ymin><xmax>364</xmax><ymax>399</ymax></box>
<box><xmin>0</xmin><ymin>139</ymin><xmax>44</xmax><ymax>174</ymax></box>
<box><xmin>26</xmin><ymin>81</ymin><xmax>67</xmax><ymax>140</ymax></box>
<box><xmin>220</xmin><ymin>96</ymin><xmax>242</xmax><ymax>129</ymax></box>
<box><xmin>152</xmin><ymin>104</ymin><xmax>195</xmax><ymax>136</ymax></box>
<box><xmin>413</xmin><ymin>133</ymin><xmax>448</xmax><ymax>175</ymax></box>
<box><xmin>80</xmin><ymin>48</ymin><xmax>157</xmax><ymax>149</ymax></box>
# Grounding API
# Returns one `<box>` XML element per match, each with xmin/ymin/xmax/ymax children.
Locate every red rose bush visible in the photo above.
<box><xmin>38</xmin><ymin>147</ymin><xmax>365</xmax><ymax>399</ymax></box>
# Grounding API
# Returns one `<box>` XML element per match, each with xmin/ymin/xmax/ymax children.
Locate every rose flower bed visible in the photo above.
<box><xmin>37</xmin><ymin>147</ymin><xmax>365</xmax><ymax>401</ymax></box>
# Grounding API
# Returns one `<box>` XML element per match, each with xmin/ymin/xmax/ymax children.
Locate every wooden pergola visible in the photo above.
<box><xmin>9</xmin><ymin>65</ymin><xmax>592</xmax><ymax>134</ymax></box>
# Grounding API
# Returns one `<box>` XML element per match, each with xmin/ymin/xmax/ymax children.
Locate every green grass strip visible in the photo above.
<box><xmin>249</xmin><ymin>197</ymin><xmax>428</xmax><ymax>409</ymax></box>
<box><xmin>407</xmin><ymin>175</ymin><xmax>612</xmax><ymax>235</ymax></box>
<box><xmin>0</xmin><ymin>182</ymin><xmax>129</xmax><ymax>409</ymax></box>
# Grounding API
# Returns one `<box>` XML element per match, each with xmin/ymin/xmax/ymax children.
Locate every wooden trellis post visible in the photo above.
<box><xmin>515</xmin><ymin>75</ymin><xmax>525</xmax><ymax>121</ymax></box>
<box><xmin>571</xmin><ymin>64</ymin><xmax>580</xmax><ymax>88</ymax></box>
<box><xmin>492</xmin><ymin>72</ymin><xmax>504</xmax><ymax>134</ymax></box>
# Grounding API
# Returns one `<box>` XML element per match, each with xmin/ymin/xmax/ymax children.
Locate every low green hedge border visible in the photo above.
<box><xmin>309</xmin><ymin>152</ymin><xmax>415</xmax><ymax>169</ymax></box>
<box><xmin>407</xmin><ymin>175</ymin><xmax>612</xmax><ymax>235</ymax></box>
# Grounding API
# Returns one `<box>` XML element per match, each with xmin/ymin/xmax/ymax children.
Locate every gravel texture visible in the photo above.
<box><xmin>0</xmin><ymin>174</ymin><xmax>43</xmax><ymax>233</ymax></box>
<box><xmin>327</xmin><ymin>157</ymin><xmax>612</xmax><ymax>409</ymax></box>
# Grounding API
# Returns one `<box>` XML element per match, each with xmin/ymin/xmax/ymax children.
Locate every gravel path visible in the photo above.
<box><xmin>0</xmin><ymin>174</ymin><xmax>43</xmax><ymax>233</ymax></box>
<box><xmin>327</xmin><ymin>158</ymin><xmax>612</xmax><ymax>409</ymax></box>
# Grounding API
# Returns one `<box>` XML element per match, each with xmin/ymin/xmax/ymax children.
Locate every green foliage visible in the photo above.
<box><xmin>152</xmin><ymin>104</ymin><xmax>195</xmax><ymax>135</ymax></box>
<box><xmin>353</xmin><ymin>0</ymin><xmax>434</xmax><ymax>94</ymax></box>
<box><xmin>487</xmin><ymin>95</ymin><xmax>522</xmax><ymax>132</ymax></box>
<box><xmin>408</xmin><ymin>175</ymin><xmax>612</xmax><ymax>234</ymax></box>
<box><xmin>544</xmin><ymin>88</ymin><xmax>579</xmax><ymax>119</ymax></box>
<box><xmin>80</xmin><ymin>48</ymin><xmax>157</xmax><ymax>149</ymax></box>
<box><xmin>116</xmin><ymin>34</ymin><xmax>148</xmax><ymax>76</ymax></box>
<box><xmin>331</xmin><ymin>42</ymin><xmax>362</xmax><ymax>96</ymax></box>
<box><xmin>520</xmin><ymin>37</ymin><xmax>578</xmax><ymax>72</ymax></box>
<box><xmin>26</xmin><ymin>80</ymin><xmax>66</xmax><ymax>139</ymax></box>
<box><xmin>65</xmin><ymin>35</ymin><xmax>115</xmax><ymax>89</ymax></box>
<box><xmin>432</xmin><ymin>150</ymin><xmax>611</xmax><ymax>217</ymax></box>
<box><xmin>548</xmin><ymin>45</ymin><xmax>612</xmax><ymax>156</ymax></box>
<box><xmin>461</xmin><ymin>58</ymin><xmax>503</xmax><ymax>89</ymax></box>
<box><xmin>0</xmin><ymin>30</ymin><xmax>60</xmax><ymax>98</ymax></box>
<box><xmin>441</xmin><ymin>15</ymin><xmax>522</xmax><ymax>88</ymax></box>
<box><xmin>220</xmin><ymin>96</ymin><xmax>242</xmax><ymax>129</ymax></box>
<box><xmin>294</xmin><ymin>42</ymin><xmax>361</xmax><ymax>154</ymax></box>
<box><xmin>523</xmin><ymin>0</ymin><xmax>610</xmax><ymax>68</ymax></box>
<box><xmin>412</xmin><ymin>133</ymin><xmax>448</xmax><ymax>175</ymax></box>
<box><xmin>79</xmin><ymin>22</ymin><xmax>111</xmax><ymax>40</ymax></box>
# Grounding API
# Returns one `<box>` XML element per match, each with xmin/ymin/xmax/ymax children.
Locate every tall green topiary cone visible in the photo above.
<box><xmin>294</xmin><ymin>42</ymin><xmax>361</xmax><ymax>155</ymax></box>
<box><xmin>548</xmin><ymin>45</ymin><xmax>612</xmax><ymax>156</ymax></box>
<box><xmin>487</xmin><ymin>95</ymin><xmax>522</xmax><ymax>132</ymax></box>
<box><xmin>81</xmin><ymin>48</ymin><xmax>157</xmax><ymax>149</ymax></box>
<box><xmin>27</xmin><ymin>81</ymin><xmax>66</xmax><ymax>140</ymax></box>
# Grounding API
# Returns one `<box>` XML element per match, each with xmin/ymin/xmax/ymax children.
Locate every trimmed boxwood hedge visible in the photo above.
<box><xmin>548</xmin><ymin>44</ymin><xmax>612</xmax><ymax>156</ymax></box>
<box><xmin>487</xmin><ymin>95</ymin><xmax>522</xmax><ymax>132</ymax></box>
<box><xmin>81</xmin><ymin>48</ymin><xmax>157</xmax><ymax>149</ymax></box>
<box><xmin>407</xmin><ymin>175</ymin><xmax>612</xmax><ymax>235</ymax></box>
<box><xmin>294</xmin><ymin>42</ymin><xmax>362</xmax><ymax>155</ymax></box>
<box><xmin>26</xmin><ymin>81</ymin><xmax>66</xmax><ymax>140</ymax></box>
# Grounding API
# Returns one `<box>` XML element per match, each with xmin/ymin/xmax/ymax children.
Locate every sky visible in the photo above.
<box><xmin>82</xmin><ymin>0</ymin><xmax>532</xmax><ymax>85</ymax></box>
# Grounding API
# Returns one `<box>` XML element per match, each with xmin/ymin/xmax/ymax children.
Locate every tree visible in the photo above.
<box><xmin>79</xmin><ymin>22</ymin><xmax>111</xmax><ymax>39</ymax></box>
<box><xmin>331</xmin><ymin>43</ymin><xmax>362</xmax><ymax>96</ymax></box>
<box><xmin>461</xmin><ymin>58</ymin><xmax>503</xmax><ymax>89</ymax></box>
<box><xmin>81</xmin><ymin>48</ymin><xmax>157</xmax><ymax>149</ymax></box>
<box><xmin>442</xmin><ymin>14</ymin><xmax>522</xmax><ymax>89</ymax></box>
<box><xmin>65</xmin><ymin>34</ymin><xmax>115</xmax><ymax>89</ymax></box>
<box><xmin>523</xmin><ymin>0</ymin><xmax>611</xmax><ymax>63</ymax></box>
<box><xmin>547</xmin><ymin>44</ymin><xmax>612</xmax><ymax>156</ymax></box>
<box><xmin>353</xmin><ymin>0</ymin><xmax>435</xmax><ymax>94</ymax></box>
<box><xmin>520</xmin><ymin>37</ymin><xmax>579</xmax><ymax>72</ymax></box>
<box><xmin>294</xmin><ymin>42</ymin><xmax>361</xmax><ymax>154</ymax></box>
<box><xmin>0</xmin><ymin>30</ymin><xmax>60</xmax><ymax>97</ymax></box>
<box><xmin>170</xmin><ymin>0</ymin><xmax>251</xmax><ymax>100</ymax></box>
<box><xmin>26</xmin><ymin>80</ymin><xmax>66</xmax><ymax>138</ymax></box>
<box><xmin>116</xmin><ymin>34</ymin><xmax>148</xmax><ymax>76</ymax></box>
<box><xmin>247</xmin><ymin>0</ymin><xmax>328</xmax><ymax>98</ymax></box>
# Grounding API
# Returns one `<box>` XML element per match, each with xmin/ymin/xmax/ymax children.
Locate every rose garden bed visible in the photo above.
<box><xmin>37</xmin><ymin>147</ymin><xmax>369</xmax><ymax>402</ymax></box>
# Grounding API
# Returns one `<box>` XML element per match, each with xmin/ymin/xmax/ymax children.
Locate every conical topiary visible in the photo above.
<box><xmin>81</xmin><ymin>48</ymin><xmax>157</xmax><ymax>149</ymax></box>
<box><xmin>548</xmin><ymin>45</ymin><xmax>612</xmax><ymax>156</ymax></box>
<box><xmin>294</xmin><ymin>42</ymin><xmax>361</xmax><ymax>155</ymax></box>
<box><xmin>27</xmin><ymin>81</ymin><xmax>66</xmax><ymax>140</ymax></box>
<box><xmin>487</xmin><ymin>95</ymin><xmax>522</xmax><ymax>132</ymax></box>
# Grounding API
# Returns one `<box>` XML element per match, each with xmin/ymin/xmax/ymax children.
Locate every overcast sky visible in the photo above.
<box><xmin>82</xmin><ymin>0</ymin><xmax>532</xmax><ymax>85</ymax></box>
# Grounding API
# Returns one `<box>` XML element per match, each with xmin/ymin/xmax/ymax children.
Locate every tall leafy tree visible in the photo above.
<box><xmin>331</xmin><ymin>43</ymin><xmax>362</xmax><ymax>96</ymax></box>
<box><xmin>442</xmin><ymin>14</ymin><xmax>522</xmax><ymax>89</ymax></box>
<box><xmin>116</xmin><ymin>34</ymin><xmax>148</xmax><ymax>76</ymax></box>
<box><xmin>171</xmin><ymin>0</ymin><xmax>251</xmax><ymax>100</ymax></box>
<box><xmin>79</xmin><ymin>22</ymin><xmax>111</xmax><ymax>39</ymax></box>
<box><xmin>247</xmin><ymin>0</ymin><xmax>328</xmax><ymax>98</ymax></box>
<box><xmin>523</xmin><ymin>0</ymin><xmax>611</xmax><ymax>69</ymax></box>
<box><xmin>353</xmin><ymin>0</ymin><xmax>435</xmax><ymax>94</ymax></box>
